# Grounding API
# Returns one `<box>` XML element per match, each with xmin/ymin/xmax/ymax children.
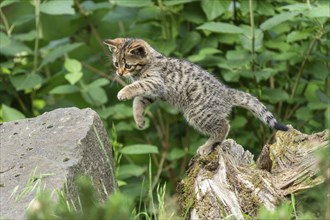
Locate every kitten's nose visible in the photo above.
<box><xmin>117</xmin><ymin>68</ymin><xmax>124</xmax><ymax>76</ymax></box>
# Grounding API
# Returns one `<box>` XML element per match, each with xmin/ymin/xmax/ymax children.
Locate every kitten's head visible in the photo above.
<box><xmin>103</xmin><ymin>38</ymin><xmax>150</xmax><ymax>77</ymax></box>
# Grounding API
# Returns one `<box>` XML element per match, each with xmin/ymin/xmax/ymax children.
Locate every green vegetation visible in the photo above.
<box><xmin>1</xmin><ymin>0</ymin><xmax>328</xmax><ymax>219</ymax></box>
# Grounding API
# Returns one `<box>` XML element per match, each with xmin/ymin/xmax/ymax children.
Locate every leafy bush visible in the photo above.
<box><xmin>1</xmin><ymin>0</ymin><xmax>328</xmax><ymax>218</ymax></box>
<box><xmin>26</xmin><ymin>176</ymin><xmax>135</xmax><ymax>220</ymax></box>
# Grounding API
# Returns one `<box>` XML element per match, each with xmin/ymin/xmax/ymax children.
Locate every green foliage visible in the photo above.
<box><xmin>257</xmin><ymin>201</ymin><xmax>316</xmax><ymax>220</ymax></box>
<box><xmin>121</xmin><ymin>144</ymin><xmax>159</xmax><ymax>155</ymax></box>
<box><xmin>26</xmin><ymin>176</ymin><xmax>134</xmax><ymax>220</ymax></box>
<box><xmin>1</xmin><ymin>0</ymin><xmax>329</xmax><ymax>218</ymax></box>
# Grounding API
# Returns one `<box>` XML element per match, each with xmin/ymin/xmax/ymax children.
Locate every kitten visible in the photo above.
<box><xmin>103</xmin><ymin>38</ymin><xmax>288</xmax><ymax>155</ymax></box>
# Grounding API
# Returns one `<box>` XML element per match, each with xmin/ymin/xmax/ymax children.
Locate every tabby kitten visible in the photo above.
<box><xmin>103</xmin><ymin>38</ymin><xmax>288</xmax><ymax>155</ymax></box>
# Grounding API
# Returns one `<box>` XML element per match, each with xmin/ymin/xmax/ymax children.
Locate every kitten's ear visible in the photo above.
<box><xmin>103</xmin><ymin>38</ymin><xmax>124</xmax><ymax>52</ymax></box>
<box><xmin>128</xmin><ymin>41</ymin><xmax>148</xmax><ymax>57</ymax></box>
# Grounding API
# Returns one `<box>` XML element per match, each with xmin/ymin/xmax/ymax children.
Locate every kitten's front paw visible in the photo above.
<box><xmin>134</xmin><ymin>114</ymin><xmax>145</xmax><ymax>129</ymax></box>
<box><xmin>197</xmin><ymin>144</ymin><xmax>213</xmax><ymax>156</ymax></box>
<box><xmin>117</xmin><ymin>90</ymin><xmax>132</xmax><ymax>101</ymax></box>
<box><xmin>136</xmin><ymin>120</ymin><xmax>145</xmax><ymax>129</ymax></box>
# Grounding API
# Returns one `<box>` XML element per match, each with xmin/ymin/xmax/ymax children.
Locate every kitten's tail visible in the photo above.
<box><xmin>229</xmin><ymin>88</ymin><xmax>288</xmax><ymax>131</ymax></box>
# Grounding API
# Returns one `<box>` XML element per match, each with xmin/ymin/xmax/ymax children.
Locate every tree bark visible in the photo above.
<box><xmin>177</xmin><ymin>126</ymin><xmax>328</xmax><ymax>219</ymax></box>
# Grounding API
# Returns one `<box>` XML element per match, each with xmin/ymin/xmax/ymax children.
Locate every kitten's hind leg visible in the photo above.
<box><xmin>133</xmin><ymin>96</ymin><xmax>153</xmax><ymax>129</ymax></box>
<box><xmin>197</xmin><ymin>119</ymin><xmax>230</xmax><ymax>155</ymax></box>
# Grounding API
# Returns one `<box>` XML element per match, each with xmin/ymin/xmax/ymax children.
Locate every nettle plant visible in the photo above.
<box><xmin>0</xmin><ymin>0</ymin><xmax>329</xmax><ymax>216</ymax></box>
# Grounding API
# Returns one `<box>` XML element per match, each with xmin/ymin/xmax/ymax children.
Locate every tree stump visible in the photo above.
<box><xmin>177</xmin><ymin>126</ymin><xmax>328</xmax><ymax>219</ymax></box>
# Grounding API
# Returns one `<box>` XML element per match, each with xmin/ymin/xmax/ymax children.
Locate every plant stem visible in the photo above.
<box><xmin>146</xmin><ymin>110</ymin><xmax>172</xmax><ymax>192</ymax></box>
<box><xmin>157</xmin><ymin>0</ymin><xmax>169</xmax><ymax>39</ymax></box>
<box><xmin>151</xmin><ymin>151</ymin><xmax>167</xmax><ymax>191</ymax></box>
<box><xmin>75</xmin><ymin>0</ymin><xmax>109</xmax><ymax>56</ymax></box>
<box><xmin>33</xmin><ymin>0</ymin><xmax>41</xmax><ymax>73</ymax></box>
<box><xmin>249</xmin><ymin>0</ymin><xmax>255</xmax><ymax>71</ymax></box>
<box><xmin>118</xmin><ymin>21</ymin><xmax>125</xmax><ymax>36</ymax></box>
<box><xmin>0</xmin><ymin>7</ymin><xmax>10</xmax><ymax>35</ymax></box>
<box><xmin>233</xmin><ymin>0</ymin><xmax>238</xmax><ymax>25</ymax></box>
<box><xmin>290</xmin><ymin>38</ymin><xmax>317</xmax><ymax>99</ymax></box>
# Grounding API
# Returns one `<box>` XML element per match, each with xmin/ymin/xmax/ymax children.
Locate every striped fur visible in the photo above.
<box><xmin>104</xmin><ymin>38</ymin><xmax>288</xmax><ymax>155</ymax></box>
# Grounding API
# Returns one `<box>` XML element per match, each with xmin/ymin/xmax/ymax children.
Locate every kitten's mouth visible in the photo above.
<box><xmin>117</xmin><ymin>71</ymin><xmax>130</xmax><ymax>77</ymax></box>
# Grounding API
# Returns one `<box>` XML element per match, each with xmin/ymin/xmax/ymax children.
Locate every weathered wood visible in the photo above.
<box><xmin>177</xmin><ymin>126</ymin><xmax>328</xmax><ymax>219</ymax></box>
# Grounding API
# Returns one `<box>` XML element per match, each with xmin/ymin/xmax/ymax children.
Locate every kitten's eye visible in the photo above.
<box><xmin>125</xmin><ymin>64</ymin><xmax>132</xmax><ymax>69</ymax></box>
<box><xmin>114</xmin><ymin>62</ymin><xmax>118</xmax><ymax>68</ymax></box>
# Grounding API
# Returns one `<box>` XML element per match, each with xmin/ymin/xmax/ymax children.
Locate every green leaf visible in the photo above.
<box><xmin>200</xmin><ymin>48</ymin><xmax>221</xmax><ymax>55</ymax></box>
<box><xmin>0</xmin><ymin>32</ymin><xmax>10</xmax><ymax>48</ymax></box>
<box><xmin>137</xmin><ymin>6</ymin><xmax>161</xmax><ymax>21</ymax></box>
<box><xmin>64</xmin><ymin>58</ymin><xmax>82</xmax><ymax>73</ymax></box>
<box><xmin>231</xmin><ymin>116</ymin><xmax>248</xmax><ymax>128</ymax></box>
<box><xmin>222</xmin><ymin>71</ymin><xmax>240</xmax><ymax>82</ymax></box>
<box><xmin>117</xmin><ymin>164</ymin><xmax>147</xmax><ymax>179</ymax></box>
<box><xmin>197</xmin><ymin>22</ymin><xmax>243</xmax><ymax>34</ymax></box>
<box><xmin>281</xmin><ymin>3</ymin><xmax>310</xmax><ymax>11</ymax></box>
<box><xmin>181</xmin><ymin>31</ymin><xmax>201</xmax><ymax>54</ymax></box>
<box><xmin>218</xmin><ymin>34</ymin><xmax>239</xmax><ymax>44</ymax></box>
<box><xmin>49</xmin><ymin>85</ymin><xmax>80</xmax><ymax>94</ymax></box>
<box><xmin>82</xmin><ymin>87</ymin><xmax>108</xmax><ymax>106</ymax></box>
<box><xmin>0</xmin><ymin>39</ymin><xmax>32</xmax><ymax>56</ymax></box>
<box><xmin>305</xmin><ymin>62</ymin><xmax>329</xmax><ymax>80</ymax></box>
<box><xmin>2</xmin><ymin>104</ymin><xmax>25</xmax><ymax>122</ymax></box>
<box><xmin>159</xmin><ymin>102</ymin><xmax>180</xmax><ymax>115</ymax></box>
<box><xmin>295</xmin><ymin>107</ymin><xmax>313</xmax><ymax>121</ymax></box>
<box><xmin>111</xmin><ymin>0</ymin><xmax>153</xmax><ymax>7</ymax></box>
<box><xmin>12</xmin><ymin>14</ymin><xmax>34</xmax><ymax>27</ymax></box>
<box><xmin>307</xmin><ymin>102</ymin><xmax>328</xmax><ymax>110</ymax></box>
<box><xmin>80</xmin><ymin>1</ymin><xmax>112</xmax><ymax>12</ymax></box>
<box><xmin>164</xmin><ymin>0</ymin><xmax>198</xmax><ymax>6</ymax></box>
<box><xmin>262</xmin><ymin>88</ymin><xmax>290</xmax><ymax>103</ymax></box>
<box><xmin>257</xmin><ymin>1</ymin><xmax>275</xmax><ymax>16</ymax></box>
<box><xmin>304</xmin><ymin>83</ymin><xmax>320</xmax><ymax>102</ymax></box>
<box><xmin>65</xmin><ymin>72</ymin><xmax>83</xmax><ymax>85</ymax></box>
<box><xmin>102</xmin><ymin>7</ymin><xmax>137</xmax><ymax>22</ymax></box>
<box><xmin>265</xmin><ymin>41</ymin><xmax>291</xmax><ymax>52</ymax></box>
<box><xmin>117</xmin><ymin>180</ymin><xmax>127</xmax><ymax>187</ymax></box>
<box><xmin>40</xmin><ymin>43</ymin><xmax>83</xmax><ymax>68</ymax></box>
<box><xmin>40</xmin><ymin>0</ymin><xmax>75</xmax><ymax>15</ymax></box>
<box><xmin>97</xmin><ymin>104</ymin><xmax>132</xmax><ymax>120</ymax></box>
<box><xmin>0</xmin><ymin>0</ymin><xmax>20</xmax><ymax>8</ymax></box>
<box><xmin>12</xmin><ymin>30</ymin><xmax>36</xmax><ymax>42</ymax></box>
<box><xmin>273</xmin><ymin>52</ymin><xmax>297</xmax><ymax>61</ymax></box>
<box><xmin>187</xmin><ymin>53</ymin><xmax>206</xmax><ymax>62</ymax></box>
<box><xmin>254</xmin><ymin>68</ymin><xmax>277</xmax><ymax>82</ymax></box>
<box><xmin>260</xmin><ymin>11</ymin><xmax>300</xmax><ymax>31</ymax></box>
<box><xmin>115</xmin><ymin>121</ymin><xmax>134</xmax><ymax>132</ymax></box>
<box><xmin>240</xmin><ymin>26</ymin><xmax>264</xmax><ymax>51</ymax></box>
<box><xmin>167</xmin><ymin>148</ymin><xmax>185</xmax><ymax>161</ymax></box>
<box><xmin>226</xmin><ymin>50</ymin><xmax>249</xmax><ymax>61</ymax></box>
<box><xmin>306</xmin><ymin>5</ymin><xmax>330</xmax><ymax>18</ymax></box>
<box><xmin>201</xmin><ymin>0</ymin><xmax>224</xmax><ymax>21</ymax></box>
<box><xmin>154</xmin><ymin>40</ymin><xmax>176</xmax><ymax>56</ymax></box>
<box><xmin>238</xmin><ymin>70</ymin><xmax>273</xmax><ymax>81</ymax></box>
<box><xmin>182</xmin><ymin>3</ymin><xmax>205</xmax><ymax>24</ymax></box>
<box><xmin>9</xmin><ymin>73</ymin><xmax>42</xmax><ymax>91</ymax></box>
<box><xmin>287</xmin><ymin>31</ymin><xmax>310</xmax><ymax>42</ymax></box>
<box><xmin>88</xmin><ymin>78</ymin><xmax>110</xmax><ymax>88</ymax></box>
<box><xmin>121</xmin><ymin>144</ymin><xmax>159</xmax><ymax>155</ymax></box>
<box><xmin>316</xmin><ymin>89</ymin><xmax>330</xmax><ymax>104</ymax></box>
<box><xmin>187</xmin><ymin>48</ymin><xmax>221</xmax><ymax>62</ymax></box>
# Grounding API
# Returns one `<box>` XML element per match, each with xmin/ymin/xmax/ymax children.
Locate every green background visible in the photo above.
<box><xmin>0</xmin><ymin>0</ymin><xmax>329</xmax><ymax>218</ymax></box>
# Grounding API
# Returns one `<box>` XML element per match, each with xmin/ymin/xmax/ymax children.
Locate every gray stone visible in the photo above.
<box><xmin>0</xmin><ymin>107</ymin><xmax>117</xmax><ymax>220</ymax></box>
